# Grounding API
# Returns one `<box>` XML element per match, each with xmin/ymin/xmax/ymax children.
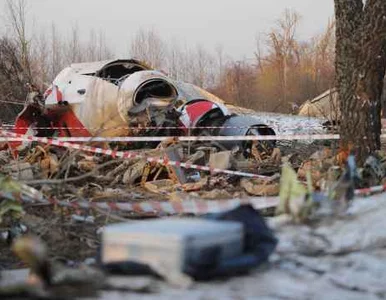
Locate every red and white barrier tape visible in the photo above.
<box><xmin>1</xmin><ymin>125</ymin><xmax>328</xmax><ymax>131</ymax></box>
<box><xmin>0</xmin><ymin>131</ymin><xmax>270</xmax><ymax>179</ymax></box>
<box><xmin>0</xmin><ymin>134</ymin><xmax>341</xmax><ymax>142</ymax></box>
<box><xmin>9</xmin><ymin>180</ymin><xmax>280</xmax><ymax>215</ymax></box>
<box><xmin>15</xmin><ymin>181</ymin><xmax>386</xmax><ymax>216</ymax></box>
<box><xmin>30</xmin><ymin>195</ymin><xmax>280</xmax><ymax>215</ymax></box>
<box><xmin>5</xmin><ymin>126</ymin><xmax>386</xmax><ymax>133</ymax></box>
<box><xmin>354</xmin><ymin>183</ymin><xmax>386</xmax><ymax>196</ymax></box>
<box><xmin>3</xmin><ymin>158</ymin><xmax>385</xmax><ymax>218</ymax></box>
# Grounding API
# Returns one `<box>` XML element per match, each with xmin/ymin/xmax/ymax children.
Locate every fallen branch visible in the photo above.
<box><xmin>23</xmin><ymin>159</ymin><xmax>123</xmax><ymax>185</ymax></box>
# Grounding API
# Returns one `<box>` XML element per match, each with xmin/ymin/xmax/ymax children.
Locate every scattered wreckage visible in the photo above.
<box><xmin>3</xmin><ymin>60</ymin><xmax>386</xmax><ymax>299</ymax></box>
<box><xmin>298</xmin><ymin>88</ymin><xmax>339</xmax><ymax>122</ymax></box>
<box><xmin>12</xmin><ymin>59</ymin><xmax>328</xmax><ymax>156</ymax></box>
<box><xmin>1</xmin><ymin>149</ymin><xmax>386</xmax><ymax>299</ymax></box>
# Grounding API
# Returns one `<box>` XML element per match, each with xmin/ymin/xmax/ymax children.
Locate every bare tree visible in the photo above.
<box><xmin>32</xmin><ymin>30</ymin><xmax>50</xmax><ymax>87</ymax></box>
<box><xmin>130</xmin><ymin>28</ymin><xmax>166</xmax><ymax>69</ymax></box>
<box><xmin>49</xmin><ymin>23</ymin><xmax>64</xmax><ymax>81</ymax></box>
<box><xmin>219</xmin><ymin>60</ymin><xmax>258</xmax><ymax>107</ymax></box>
<box><xmin>189</xmin><ymin>44</ymin><xmax>215</xmax><ymax>88</ymax></box>
<box><xmin>67</xmin><ymin>24</ymin><xmax>82</xmax><ymax>63</ymax></box>
<box><xmin>5</xmin><ymin>0</ymin><xmax>32</xmax><ymax>82</ymax></box>
<box><xmin>0</xmin><ymin>37</ymin><xmax>26</xmax><ymax>121</ymax></box>
<box><xmin>87</xmin><ymin>29</ymin><xmax>98</xmax><ymax>61</ymax></box>
<box><xmin>93</xmin><ymin>30</ymin><xmax>113</xmax><ymax>61</ymax></box>
<box><xmin>267</xmin><ymin>9</ymin><xmax>301</xmax><ymax>108</ymax></box>
<box><xmin>254</xmin><ymin>34</ymin><xmax>266</xmax><ymax>74</ymax></box>
<box><xmin>335</xmin><ymin>0</ymin><xmax>386</xmax><ymax>161</ymax></box>
<box><xmin>178</xmin><ymin>42</ymin><xmax>196</xmax><ymax>83</ymax></box>
<box><xmin>166</xmin><ymin>38</ymin><xmax>183</xmax><ymax>80</ymax></box>
<box><xmin>215</xmin><ymin>43</ymin><xmax>225</xmax><ymax>84</ymax></box>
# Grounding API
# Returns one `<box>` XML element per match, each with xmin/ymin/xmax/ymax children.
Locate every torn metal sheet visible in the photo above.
<box><xmin>178</xmin><ymin>99</ymin><xmax>229</xmax><ymax>128</ymax></box>
<box><xmin>164</xmin><ymin>145</ymin><xmax>188</xmax><ymax>184</ymax></box>
<box><xmin>298</xmin><ymin>88</ymin><xmax>340</xmax><ymax>121</ymax></box>
<box><xmin>118</xmin><ymin>70</ymin><xmax>178</xmax><ymax>116</ymax></box>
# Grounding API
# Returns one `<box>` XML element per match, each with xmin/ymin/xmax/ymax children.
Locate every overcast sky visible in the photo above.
<box><xmin>0</xmin><ymin>0</ymin><xmax>335</xmax><ymax>59</ymax></box>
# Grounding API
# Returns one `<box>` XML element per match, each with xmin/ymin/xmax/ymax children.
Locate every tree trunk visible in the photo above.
<box><xmin>335</xmin><ymin>0</ymin><xmax>386</xmax><ymax>163</ymax></box>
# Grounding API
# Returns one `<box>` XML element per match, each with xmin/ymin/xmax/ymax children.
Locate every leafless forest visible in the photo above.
<box><xmin>0</xmin><ymin>0</ymin><xmax>336</xmax><ymax>122</ymax></box>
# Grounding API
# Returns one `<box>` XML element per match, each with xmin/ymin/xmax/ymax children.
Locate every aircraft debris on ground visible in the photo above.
<box><xmin>9</xmin><ymin>59</ymin><xmax>328</xmax><ymax>154</ymax></box>
<box><xmin>1</xmin><ymin>59</ymin><xmax>386</xmax><ymax>299</ymax></box>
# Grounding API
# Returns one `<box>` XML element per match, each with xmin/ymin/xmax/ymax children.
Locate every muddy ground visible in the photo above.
<box><xmin>0</xmin><ymin>186</ymin><xmax>168</xmax><ymax>271</ymax></box>
<box><xmin>0</xmin><ymin>206</ymin><xmax>102</xmax><ymax>270</ymax></box>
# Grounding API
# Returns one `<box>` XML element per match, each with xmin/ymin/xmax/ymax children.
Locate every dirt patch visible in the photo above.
<box><xmin>0</xmin><ymin>205</ymin><xmax>104</xmax><ymax>270</ymax></box>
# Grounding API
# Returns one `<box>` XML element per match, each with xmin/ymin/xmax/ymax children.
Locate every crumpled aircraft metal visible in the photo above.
<box><xmin>13</xmin><ymin>59</ymin><xmax>328</xmax><ymax>153</ymax></box>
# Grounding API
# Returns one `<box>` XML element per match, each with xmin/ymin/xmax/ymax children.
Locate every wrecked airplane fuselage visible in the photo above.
<box><xmin>13</xmin><ymin>59</ymin><xmax>327</xmax><ymax>154</ymax></box>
